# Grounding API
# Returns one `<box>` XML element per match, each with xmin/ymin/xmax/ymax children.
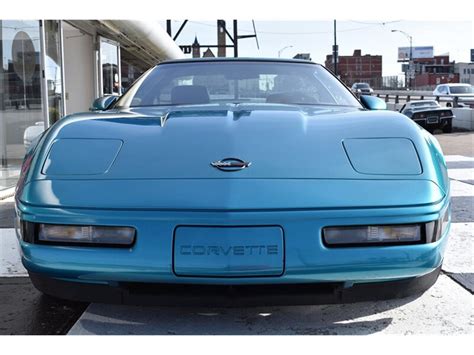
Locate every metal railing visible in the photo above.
<box><xmin>372</xmin><ymin>90</ymin><xmax>474</xmax><ymax>108</ymax></box>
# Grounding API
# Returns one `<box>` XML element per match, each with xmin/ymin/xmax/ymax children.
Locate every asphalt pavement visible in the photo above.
<box><xmin>1</xmin><ymin>131</ymin><xmax>473</xmax><ymax>335</ymax></box>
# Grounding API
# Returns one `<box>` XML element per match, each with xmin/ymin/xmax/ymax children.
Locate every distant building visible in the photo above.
<box><xmin>191</xmin><ymin>36</ymin><xmax>216</xmax><ymax>58</ymax></box>
<box><xmin>293</xmin><ymin>53</ymin><xmax>311</xmax><ymax>61</ymax></box>
<box><xmin>217</xmin><ymin>20</ymin><xmax>226</xmax><ymax>57</ymax></box>
<box><xmin>202</xmin><ymin>48</ymin><xmax>216</xmax><ymax>58</ymax></box>
<box><xmin>454</xmin><ymin>62</ymin><xmax>474</xmax><ymax>85</ymax></box>
<box><xmin>325</xmin><ymin>49</ymin><xmax>382</xmax><ymax>88</ymax></box>
<box><xmin>411</xmin><ymin>54</ymin><xmax>459</xmax><ymax>88</ymax></box>
<box><xmin>192</xmin><ymin>36</ymin><xmax>200</xmax><ymax>58</ymax></box>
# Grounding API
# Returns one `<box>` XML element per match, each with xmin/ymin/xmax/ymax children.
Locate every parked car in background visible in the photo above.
<box><xmin>351</xmin><ymin>82</ymin><xmax>374</xmax><ymax>95</ymax></box>
<box><xmin>432</xmin><ymin>83</ymin><xmax>474</xmax><ymax>107</ymax></box>
<box><xmin>400</xmin><ymin>100</ymin><xmax>454</xmax><ymax>133</ymax></box>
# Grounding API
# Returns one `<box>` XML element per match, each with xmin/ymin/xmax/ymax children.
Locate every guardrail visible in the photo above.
<box><xmin>372</xmin><ymin>90</ymin><xmax>474</xmax><ymax>108</ymax></box>
<box><xmin>371</xmin><ymin>90</ymin><xmax>474</xmax><ymax>131</ymax></box>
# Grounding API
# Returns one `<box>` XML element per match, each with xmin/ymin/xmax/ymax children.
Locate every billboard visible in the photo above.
<box><xmin>398</xmin><ymin>46</ymin><xmax>434</xmax><ymax>61</ymax></box>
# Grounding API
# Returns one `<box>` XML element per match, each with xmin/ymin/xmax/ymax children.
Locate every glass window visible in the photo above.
<box><xmin>116</xmin><ymin>61</ymin><xmax>362</xmax><ymax>108</ymax></box>
<box><xmin>0</xmin><ymin>20</ymin><xmax>44</xmax><ymax>190</ymax></box>
<box><xmin>120</xmin><ymin>55</ymin><xmax>145</xmax><ymax>93</ymax></box>
<box><xmin>448</xmin><ymin>85</ymin><xmax>474</xmax><ymax>94</ymax></box>
<box><xmin>44</xmin><ymin>20</ymin><xmax>63</xmax><ymax>124</ymax></box>
<box><xmin>100</xmin><ymin>40</ymin><xmax>120</xmax><ymax>95</ymax></box>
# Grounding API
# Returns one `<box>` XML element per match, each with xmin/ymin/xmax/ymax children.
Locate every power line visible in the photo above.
<box><xmin>187</xmin><ymin>20</ymin><xmax>390</xmax><ymax>35</ymax></box>
<box><xmin>348</xmin><ymin>20</ymin><xmax>402</xmax><ymax>26</ymax></box>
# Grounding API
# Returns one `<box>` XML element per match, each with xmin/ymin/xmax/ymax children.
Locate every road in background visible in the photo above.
<box><xmin>436</xmin><ymin>132</ymin><xmax>474</xmax><ymax>157</ymax></box>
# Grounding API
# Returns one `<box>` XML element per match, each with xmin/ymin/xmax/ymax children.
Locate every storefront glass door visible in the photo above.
<box><xmin>99</xmin><ymin>38</ymin><xmax>121</xmax><ymax>96</ymax></box>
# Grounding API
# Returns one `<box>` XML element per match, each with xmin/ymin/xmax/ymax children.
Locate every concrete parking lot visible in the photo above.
<box><xmin>1</xmin><ymin>131</ymin><xmax>473</xmax><ymax>335</ymax></box>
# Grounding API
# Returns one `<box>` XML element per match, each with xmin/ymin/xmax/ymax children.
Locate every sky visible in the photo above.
<box><xmin>162</xmin><ymin>20</ymin><xmax>473</xmax><ymax>77</ymax></box>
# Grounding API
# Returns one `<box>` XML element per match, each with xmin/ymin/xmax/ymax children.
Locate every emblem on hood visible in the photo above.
<box><xmin>211</xmin><ymin>158</ymin><xmax>252</xmax><ymax>172</ymax></box>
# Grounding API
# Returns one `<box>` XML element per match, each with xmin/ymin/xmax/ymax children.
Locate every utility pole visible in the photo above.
<box><xmin>233</xmin><ymin>20</ymin><xmax>238</xmax><ymax>58</ymax></box>
<box><xmin>408</xmin><ymin>35</ymin><xmax>413</xmax><ymax>90</ymax></box>
<box><xmin>333</xmin><ymin>19</ymin><xmax>338</xmax><ymax>77</ymax></box>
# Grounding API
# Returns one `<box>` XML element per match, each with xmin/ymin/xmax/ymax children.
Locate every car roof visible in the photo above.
<box><xmin>158</xmin><ymin>57</ymin><xmax>321</xmax><ymax>66</ymax></box>
<box><xmin>440</xmin><ymin>83</ymin><xmax>472</xmax><ymax>87</ymax></box>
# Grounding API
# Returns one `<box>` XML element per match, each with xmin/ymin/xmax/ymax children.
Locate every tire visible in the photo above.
<box><xmin>443</xmin><ymin>122</ymin><xmax>453</xmax><ymax>133</ymax></box>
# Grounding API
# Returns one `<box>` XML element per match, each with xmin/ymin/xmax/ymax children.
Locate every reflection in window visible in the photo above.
<box><xmin>101</xmin><ymin>40</ymin><xmax>120</xmax><ymax>95</ymax></box>
<box><xmin>44</xmin><ymin>20</ymin><xmax>63</xmax><ymax>124</ymax></box>
<box><xmin>0</xmin><ymin>20</ymin><xmax>45</xmax><ymax>189</ymax></box>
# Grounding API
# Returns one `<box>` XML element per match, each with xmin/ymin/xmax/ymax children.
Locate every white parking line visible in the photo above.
<box><xmin>448</xmin><ymin>168</ymin><xmax>474</xmax><ymax>182</ymax></box>
<box><xmin>442</xmin><ymin>222</ymin><xmax>473</xmax><ymax>274</ymax></box>
<box><xmin>0</xmin><ymin>196</ymin><xmax>14</xmax><ymax>203</ymax></box>
<box><xmin>0</xmin><ymin>228</ymin><xmax>28</xmax><ymax>277</ymax></box>
<box><xmin>449</xmin><ymin>180</ymin><xmax>474</xmax><ymax>197</ymax></box>
<box><xmin>444</xmin><ymin>155</ymin><xmax>474</xmax><ymax>162</ymax></box>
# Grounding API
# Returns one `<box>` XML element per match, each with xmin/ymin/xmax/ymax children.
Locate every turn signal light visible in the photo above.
<box><xmin>323</xmin><ymin>207</ymin><xmax>449</xmax><ymax>247</ymax></box>
<box><xmin>37</xmin><ymin>224</ymin><xmax>136</xmax><ymax>246</ymax></box>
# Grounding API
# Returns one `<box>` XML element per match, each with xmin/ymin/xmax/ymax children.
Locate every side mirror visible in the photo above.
<box><xmin>90</xmin><ymin>95</ymin><xmax>119</xmax><ymax>111</ymax></box>
<box><xmin>360</xmin><ymin>95</ymin><xmax>387</xmax><ymax>110</ymax></box>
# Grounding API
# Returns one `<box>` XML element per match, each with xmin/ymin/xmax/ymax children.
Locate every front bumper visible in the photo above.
<box><xmin>16</xmin><ymin>192</ymin><xmax>450</xmax><ymax>289</ymax></box>
<box><xmin>28</xmin><ymin>265</ymin><xmax>442</xmax><ymax>306</ymax></box>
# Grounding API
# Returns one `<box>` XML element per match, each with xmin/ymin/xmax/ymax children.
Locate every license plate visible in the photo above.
<box><xmin>427</xmin><ymin>116</ymin><xmax>439</xmax><ymax>124</ymax></box>
<box><xmin>173</xmin><ymin>226</ymin><xmax>284</xmax><ymax>277</ymax></box>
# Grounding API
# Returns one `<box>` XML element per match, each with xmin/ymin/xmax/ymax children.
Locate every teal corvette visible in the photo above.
<box><xmin>15</xmin><ymin>58</ymin><xmax>450</xmax><ymax>306</ymax></box>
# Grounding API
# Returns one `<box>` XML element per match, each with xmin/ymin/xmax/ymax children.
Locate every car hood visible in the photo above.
<box><xmin>34</xmin><ymin>103</ymin><xmax>430</xmax><ymax>181</ymax></box>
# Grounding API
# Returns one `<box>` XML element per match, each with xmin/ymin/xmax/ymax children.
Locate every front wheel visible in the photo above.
<box><xmin>443</xmin><ymin>122</ymin><xmax>453</xmax><ymax>133</ymax></box>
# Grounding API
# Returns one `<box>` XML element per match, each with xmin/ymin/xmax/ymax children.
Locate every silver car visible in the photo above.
<box><xmin>432</xmin><ymin>83</ymin><xmax>474</xmax><ymax>107</ymax></box>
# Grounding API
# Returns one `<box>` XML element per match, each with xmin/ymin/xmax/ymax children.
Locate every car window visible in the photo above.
<box><xmin>449</xmin><ymin>85</ymin><xmax>474</xmax><ymax>94</ymax></box>
<box><xmin>410</xmin><ymin>101</ymin><xmax>439</xmax><ymax>108</ymax></box>
<box><xmin>116</xmin><ymin>61</ymin><xmax>362</xmax><ymax>108</ymax></box>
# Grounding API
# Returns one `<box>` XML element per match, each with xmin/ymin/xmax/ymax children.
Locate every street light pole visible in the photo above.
<box><xmin>392</xmin><ymin>29</ymin><xmax>413</xmax><ymax>90</ymax></box>
<box><xmin>333</xmin><ymin>19</ymin><xmax>338</xmax><ymax>77</ymax></box>
<box><xmin>278</xmin><ymin>45</ymin><xmax>293</xmax><ymax>58</ymax></box>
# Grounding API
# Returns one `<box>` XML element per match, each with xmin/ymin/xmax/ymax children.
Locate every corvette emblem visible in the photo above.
<box><xmin>211</xmin><ymin>158</ymin><xmax>251</xmax><ymax>171</ymax></box>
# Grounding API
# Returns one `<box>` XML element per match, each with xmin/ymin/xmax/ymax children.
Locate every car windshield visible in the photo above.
<box><xmin>449</xmin><ymin>85</ymin><xmax>474</xmax><ymax>94</ymax></box>
<box><xmin>355</xmin><ymin>83</ymin><xmax>370</xmax><ymax>89</ymax></box>
<box><xmin>115</xmin><ymin>61</ymin><xmax>362</xmax><ymax>108</ymax></box>
<box><xmin>411</xmin><ymin>101</ymin><xmax>439</xmax><ymax>110</ymax></box>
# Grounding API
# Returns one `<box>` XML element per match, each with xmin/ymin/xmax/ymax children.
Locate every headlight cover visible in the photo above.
<box><xmin>38</xmin><ymin>224</ymin><xmax>135</xmax><ymax>247</ymax></box>
<box><xmin>343</xmin><ymin>138</ymin><xmax>422</xmax><ymax>175</ymax></box>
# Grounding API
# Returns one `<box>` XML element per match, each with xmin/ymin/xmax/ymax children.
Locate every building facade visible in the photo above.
<box><xmin>454</xmin><ymin>62</ymin><xmax>474</xmax><ymax>85</ymax></box>
<box><xmin>325</xmin><ymin>49</ymin><xmax>382</xmax><ymax>88</ymax></box>
<box><xmin>411</xmin><ymin>54</ymin><xmax>459</xmax><ymax>89</ymax></box>
<box><xmin>0</xmin><ymin>20</ymin><xmax>183</xmax><ymax>190</ymax></box>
